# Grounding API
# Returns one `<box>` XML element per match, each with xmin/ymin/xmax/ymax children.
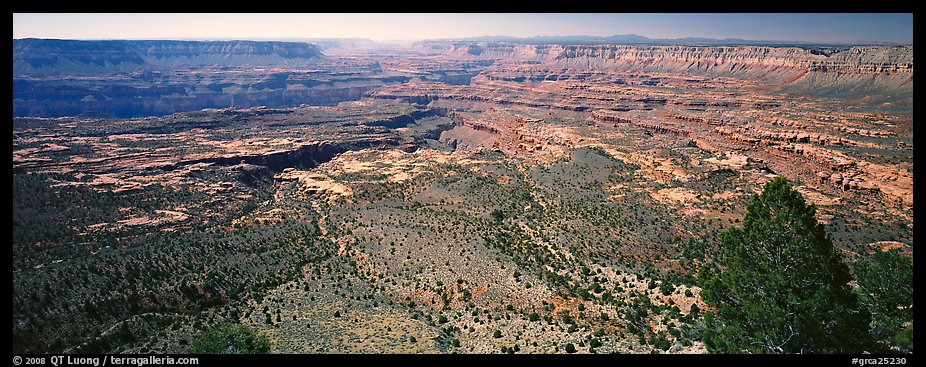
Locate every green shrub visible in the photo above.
<box><xmin>188</xmin><ymin>324</ymin><xmax>270</xmax><ymax>354</ymax></box>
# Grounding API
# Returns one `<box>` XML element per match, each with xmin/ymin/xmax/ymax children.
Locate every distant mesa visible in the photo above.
<box><xmin>12</xmin><ymin>39</ymin><xmax>324</xmax><ymax>75</ymax></box>
<box><xmin>415</xmin><ymin>41</ymin><xmax>913</xmax><ymax>98</ymax></box>
<box><xmin>11</xmin><ymin>38</ymin><xmax>913</xmax><ymax>119</ymax></box>
<box><xmin>442</xmin><ymin>34</ymin><xmax>906</xmax><ymax>47</ymax></box>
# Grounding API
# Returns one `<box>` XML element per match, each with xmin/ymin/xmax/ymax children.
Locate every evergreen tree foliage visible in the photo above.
<box><xmin>699</xmin><ymin>177</ymin><xmax>872</xmax><ymax>353</ymax></box>
<box><xmin>854</xmin><ymin>248</ymin><xmax>914</xmax><ymax>352</ymax></box>
<box><xmin>564</xmin><ymin>343</ymin><xmax>577</xmax><ymax>353</ymax></box>
<box><xmin>188</xmin><ymin>324</ymin><xmax>271</xmax><ymax>354</ymax></box>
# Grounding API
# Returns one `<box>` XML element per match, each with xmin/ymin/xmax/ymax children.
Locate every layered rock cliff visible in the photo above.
<box><xmin>418</xmin><ymin>41</ymin><xmax>912</xmax><ymax>75</ymax></box>
<box><xmin>416</xmin><ymin>42</ymin><xmax>913</xmax><ymax>99</ymax></box>
<box><xmin>13</xmin><ymin>39</ymin><xmax>324</xmax><ymax>75</ymax></box>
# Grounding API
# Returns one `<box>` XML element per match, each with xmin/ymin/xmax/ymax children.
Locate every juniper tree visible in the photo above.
<box><xmin>188</xmin><ymin>324</ymin><xmax>270</xmax><ymax>354</ymax></box>
<box><xmin>854</xmin><ymin>248</ymin><xmax>913</xmax><ymax>352</ymax></box>
<box><xmin>699</xmin><ymin>177</ymin><xmax>872</xmax><ymax>353</ymax></box>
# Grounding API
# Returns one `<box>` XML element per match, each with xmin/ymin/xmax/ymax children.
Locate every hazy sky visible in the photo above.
<box><xmin>12</xmin><ymin>13</ymin><xmax>913</xmax><ymax>44</ymax></box>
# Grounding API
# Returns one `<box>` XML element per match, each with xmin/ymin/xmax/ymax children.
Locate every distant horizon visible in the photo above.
<box><xmin>12</xmin><ymin>14</ymin><xmax>913</xmax><ymax>45</ymax></box>
<box><xmin>10</xmin><ymin>34</ymin><xmax>910</xmax><ymax>48</ymax></box>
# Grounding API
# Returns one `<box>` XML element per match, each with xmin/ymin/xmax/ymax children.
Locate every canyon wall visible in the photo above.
<box><xmin>417</xmin><ymin>42</ymin><xmax>913</xmax><ymax>100</ymax></box>
<box><xmin>13</xmin><ymin>39</ymin><xmax>323</xmax><ymax>75</ymax></box>
<box><xmin>12</xmin><ymin>39</ymin><xmax>407</xmax><ymax>118</ymax></box>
